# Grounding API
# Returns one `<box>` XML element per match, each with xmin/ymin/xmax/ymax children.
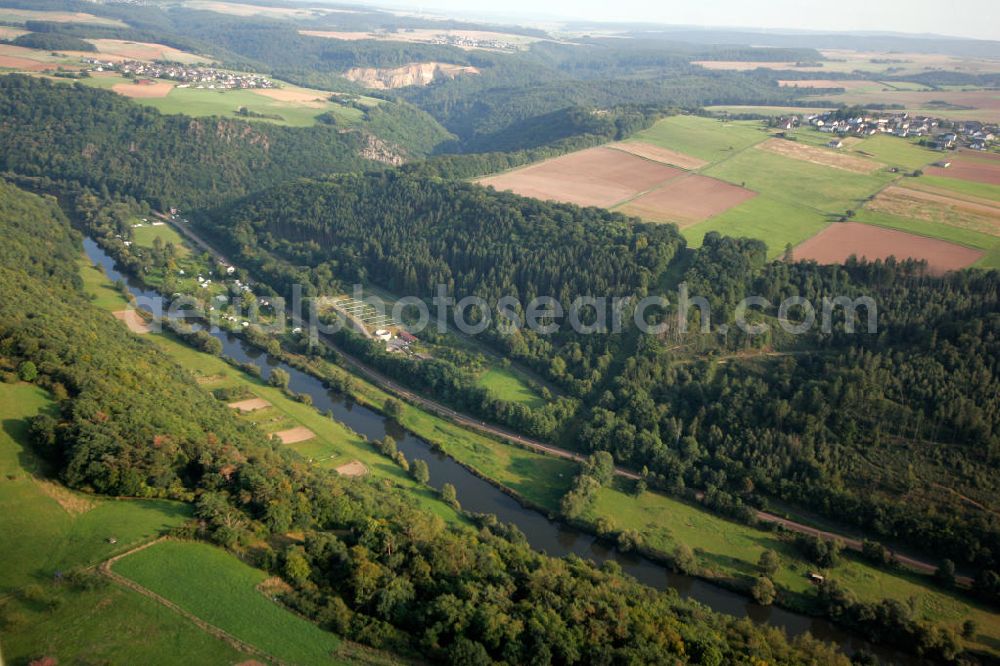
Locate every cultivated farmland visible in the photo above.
<box><xmin>625</xmin><ymin>115</ymin><xmax>767</xmax><ymax>163</ymax></box>
<box><xmin>618</xmin><ymin>174</ymin><xmax>756</xmax><ymax>226</ymax></box>
<box><xmin>926</xmin><ymin>155</ymin><xmax>1000</xmax><ymax>186</ymax></box>
<box><xmin>479</xmin><ymin>146</ymin><xmax>684</xmax><ymax>207</ymax></box>
<box><xmin>757</xmin><ymin>137</ymin><xmax>883</xmax><ymax>174</ymax></box>
<box><xmin>793</xmin><ymin>221</ymin><xmax>984</xmax><ymax>273</ymax></box>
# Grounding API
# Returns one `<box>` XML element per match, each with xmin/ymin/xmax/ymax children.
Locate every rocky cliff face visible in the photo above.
<box><xmin>342</xmin><ymin>62</ymin><xmax>479</xmax><ymax>89</ymax></box>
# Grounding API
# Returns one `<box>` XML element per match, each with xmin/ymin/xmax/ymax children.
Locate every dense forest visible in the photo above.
<box><xmin>203</xmin><ymin>173</ymin><xmax>683</xmax><ymax>397</ymax></box>
<box><xmin>580</xmin><ymin>234</ymin><xmax>1000</xmax><ymax>578</ymax></box>
<box><xmin>0</xmin><ymin>177</ymin><xmax>851</xmax><ymax>665</ymax></box>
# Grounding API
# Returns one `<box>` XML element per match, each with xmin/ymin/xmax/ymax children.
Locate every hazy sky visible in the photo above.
<box><xmin>365</xmin><ymin>0</ymin><xmax>1000</xmax><ymax>41</ymax></box>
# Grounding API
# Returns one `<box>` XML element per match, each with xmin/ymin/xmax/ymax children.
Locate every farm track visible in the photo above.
<box><xmin>160</xmin><ymin>214</ymin><xmax>965</xmax><ymax>587</ymax></box>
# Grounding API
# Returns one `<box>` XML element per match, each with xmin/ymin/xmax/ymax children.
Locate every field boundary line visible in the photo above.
<box><xmin>100</xmin><ymin>537</ymin><xmax>287</xmax><ymax>666</ymax></box>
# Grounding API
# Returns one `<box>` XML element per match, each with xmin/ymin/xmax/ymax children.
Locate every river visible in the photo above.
<box><xmin>83</xmin><ymin>237</ymin><xmax>919</xmax><ymax>663</ymax></box>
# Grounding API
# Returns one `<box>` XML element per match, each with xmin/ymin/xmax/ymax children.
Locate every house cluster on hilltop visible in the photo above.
<box><xmin>84</xmin><ymin>59</ymin><xmax>276</xmax><ymax>89</ymax></box>
<box><xmin>772</xmin><ymin>111</ymin><xmax>997</xmax><ymax>151</ymax></box>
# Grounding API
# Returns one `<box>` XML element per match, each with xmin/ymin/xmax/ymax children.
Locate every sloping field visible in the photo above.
<box><xmin>479</xmin><ymin>146</ymin><xmax>684</xmax><ymax>207</ymax></box>
<box><xmin>683</xmin><ymin>195</ymin><xmax>830</xmax><ymax>257</ymax></box>
<box><xmin>618</xmin><ymin>174</ymin><xmax>756</xmax><ymax>226</ymax></box>
<box><xmin>926</xmin><ymin>157</ymin><xmax>1000</xmax><ymax>186</ymax></box>
<box><xmin>851</xmin><ymin>134</ymin><xmax>938</xmax><ymax>170</ymax></box>
<box><xmin>113</xmin><ymin>539</ymin><xmax>346</xmax><ymax>665</ymax></box>
<box><xmin>868</xmin><ymin>185</ymin><xmax>1000</xmax><ymax>237</ymax></box>
<box><xmin>794</xmin><ymin>222</ymin><xmax>983</xmax><ymax>273</ymax></box>
<box><xmin>609</xmin><ymin>141</ymin><xmax>707</xmax><ymax>169</ymax></box>
<box><xmin>626</xmin><ymin>115</ymin><xmax>767</xmax><ymax>163</ymax></box>
<box><xmin>758</xmin><ymin>137</ymin><xmax>883</xmax><ymax>174</ymax></box>
<box><xmin>703</xmin><ymin>147</ymin><xmax>891</xmax><ymax>212</ymax></box>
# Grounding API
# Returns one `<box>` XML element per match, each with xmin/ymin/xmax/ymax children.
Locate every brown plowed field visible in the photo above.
<box><xmin>926</xmin><ymin>158</ymin><xmax>1000</xmax><ymax>186</ymax></box>
<box><xmin>478</xmin><ymin>147</ymin><xmax>684</xmax><ymax>207</ymax></box>
<box><xmin>794</xmin><ymin>222</ymin><xmax>983</xmax><ymax>274</ymax></box>
<box><xmin>618</xmin><ymin>175</ymin><xmax>756</xmax><ymax>226</ymax></box>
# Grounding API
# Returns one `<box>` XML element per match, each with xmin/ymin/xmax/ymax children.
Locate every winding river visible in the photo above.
<box><xmin>84</xmin><ymin>237</ymin><xmax>917</xmax><ymax>663</ymax></box>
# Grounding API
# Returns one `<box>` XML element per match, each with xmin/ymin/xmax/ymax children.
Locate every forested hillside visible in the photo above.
<box><xmin>0</xmin><ymin>76</ymin><xmax>377</xmax><ymax>210</ymax></box>
<box><xmin>0</xmin><ymin>177</ymin><xmax>850</xmax><ymax>665</ymax></box>
<box><xmin>204</xmin><ymin>173</ymin><xmax>683</xmax><ymax>397</ymax></box>
<box><xmin>582</xmin><ymin>234</ymin><xmax>1000</xmax><ymax>578</ymax></box>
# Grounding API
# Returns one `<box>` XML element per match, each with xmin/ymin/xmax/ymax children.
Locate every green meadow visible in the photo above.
<box><xmin>683</xmin><ymin>195</ymin><xmax>830</xmax><ymax>257</ymax></box>
<box><xmin>703</xmin><ymin>146</ymin><xmax>892</xmax><ymax>213</ymax></box>
<box><xmin>852</xmin><ymin>134</ymin><xmax>939</xmax><ymax>170</ymax></box>
<box><xmin>113</xmin><ymin>540</ymin><xmax>347</xmax><ymax>665</ymax></box>
<box><xmin>475</xmin><ymin>366</ymin><xmax>545</xmax><ymax>408</ymax></box>
<box><xmin>132</xmin><ymin>222</ymin><xmax>190</xmax><ymax>256</ymax></box>
<box><xmin>627</xmin><ymin>115</ymin><xmax>767</xmax><ymax>163</ymax></box>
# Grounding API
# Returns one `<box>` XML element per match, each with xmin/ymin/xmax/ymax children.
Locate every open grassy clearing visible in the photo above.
<box><xmin>626</xmin><ymin>115</ymin><xmax>768</xmax><ymax>163</ymax></box>
<box><xmin>475</xmin><ymin>366</ymin><xmax>545</xmax><ymax>408</ymax></box>
<box><xmin>853</xmin><ymin>209</ymin><xmax>1000</xmax><ymax>268</ymax></box>
<box><xmin>132</xmin><ymin>222</ymin><xmax>190</xmax><ymax>256</ymax></box>
<box><xmin>703</xmin><ymin>146</ymin><xmax>893</xmax><ymax>212</ymax></box>
<box><xmin>706</xmin><ymin>104</ymin><xmax>836</xmax><ymax>117</ymax></box>
<box><xmin>682</xmin><ymin>195</ymin><xmax>830</xmax><ymax>257</ymax></box>
<box><xmin>113</xmin><ymin>539</ymin><xmax>347</xmax><ymax>665</ymax></box>
<box><xmin>0</xmin><ymin>381</ymin><xmax>192</xmax><ymax>592</ymax></box>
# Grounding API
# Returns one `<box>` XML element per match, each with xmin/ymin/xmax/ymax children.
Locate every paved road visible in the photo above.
<box><xmin>161</xmin><ymin>213</ymin><xmax>965</xmax><ymax>585</ymax></box>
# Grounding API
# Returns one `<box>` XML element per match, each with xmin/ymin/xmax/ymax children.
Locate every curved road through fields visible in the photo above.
<box><xmin>164</xmin><ymin>213</ymin><xmax>969</xmax><ymax>586</ymax></box>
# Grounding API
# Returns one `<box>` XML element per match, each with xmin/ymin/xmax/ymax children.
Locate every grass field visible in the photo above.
<box><xmin>627</xmin><ymin>116</ymin><xmax>768</xmax><ymax>163</ymax></box>
<box><xmin>476</xmin><ymin>366</ymin><xmax>545</xmax><ymax>408</ymax></box>
<box><xmin>853</xmin><ymin>209</ymin><xmax>1000</xmax><ymax>268</ymax></box>
<box><xmin>916</xmin><ymin>174</ymin><xmax>1000</xmax><ymax>202</ymax></box>
<box><xmin>851</xmin><ymin>134</ymin><xmax>939</xmax><ymax>170</ymax></box>
<box><xmin>132</xmin><ymin>222</ymin><xmax>190</xmax><ymax>256</ymax></box>
<box><xmin>113</xmin><ymin>540</ymin><xmax>347</xmax><ymax>665</ymax></box>
<box><xmin>703</xmin><ymin>146</ymin><xmax>892</xmax><ymax>213</ymax></box>
<box><xmin>2</xmin><ymin>583</ymin><xmax>244</xmax><ymax>665</ymax></box>
<box><xmin>683</xmin><ymin>195</ymin><xmax>830</xmax><ymax>257</ymax></box>
<box><xmin>0</xmin><ymin>382</ymin><xmax>192</xmax><ymax>592</ymax></box>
